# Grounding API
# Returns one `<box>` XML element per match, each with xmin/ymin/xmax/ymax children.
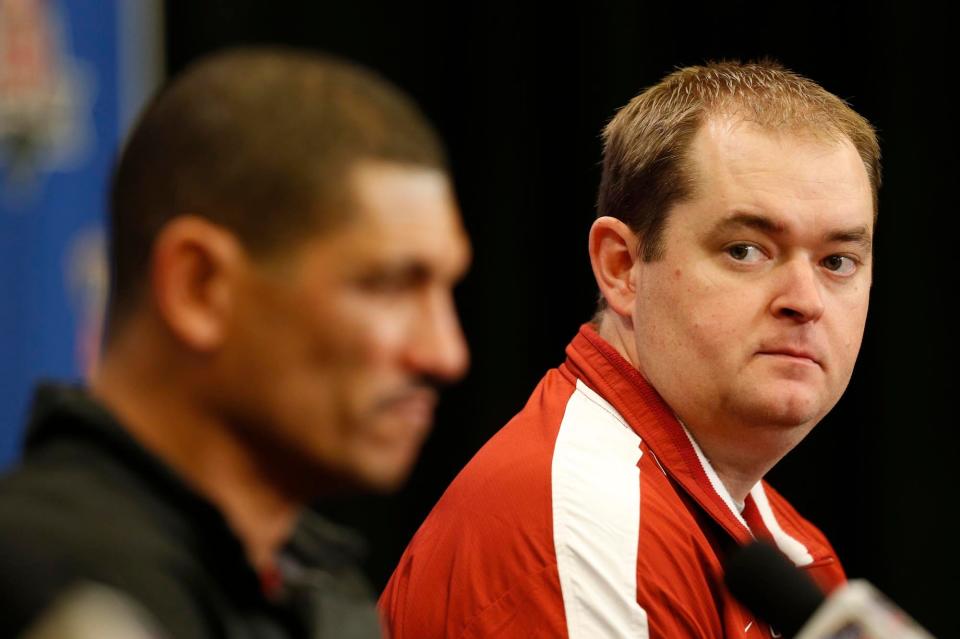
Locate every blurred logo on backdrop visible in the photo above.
<box><xmin>0</xmin><ymin>0</ymin><xmax>157</xmax><ymax>466</ymax></box>
<box><xmin>0</xmin><ymin>0</ymin><xmax>93</xmax><ymax>199</ymax></box>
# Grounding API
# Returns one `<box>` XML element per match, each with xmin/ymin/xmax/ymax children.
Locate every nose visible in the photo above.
<box><xmin>406</xmin><ymin>289</ymin><xmax>470</xmax><ymax>382</ymax></box>
<box><xmin>770</xmin><ymin>258</ymin><xmax>825</xmax><ymax>323</ymax></box>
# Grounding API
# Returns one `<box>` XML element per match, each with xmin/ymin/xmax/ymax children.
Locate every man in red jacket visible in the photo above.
<box><xmin>381</xmin><ymin>60</ymin><xmax>879</xmax><ymax>638</ymax></box>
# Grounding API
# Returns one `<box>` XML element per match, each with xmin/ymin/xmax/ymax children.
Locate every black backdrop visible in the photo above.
<box><xmin>166</xmin><ymin>2</ymin><xmax>959</xmax><ymax>635</ymax></box>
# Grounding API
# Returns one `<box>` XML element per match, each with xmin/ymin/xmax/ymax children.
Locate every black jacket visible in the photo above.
<box><xmin>0</xmin><ymin>384</ymin><xmax>382</xmax><ymax>638</ymax></box>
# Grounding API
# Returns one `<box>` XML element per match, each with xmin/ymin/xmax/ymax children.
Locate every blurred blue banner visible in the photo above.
<box><xmin>0</xmin><ymin>0</ymin><xmax>161</xmax><ymax>466</ymax></box>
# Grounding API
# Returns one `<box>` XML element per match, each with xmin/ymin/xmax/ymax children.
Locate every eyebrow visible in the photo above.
<box><xmin>826</xmin><ymin>227</ymin><xmax>873</xmax><ymax>254</ymax></box>
<box><xmin>372</xmin><ymin>252</ymin><xmax>471</xmax><ymax>284</ymax></box>
<box><xmin>710</xmin><ymin>212</ymin><xmax>873</xmax><ymax>255</ymax></box>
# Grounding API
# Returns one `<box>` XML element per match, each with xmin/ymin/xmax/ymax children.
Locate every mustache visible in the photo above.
<box><xmin>373</xmin><ymin>376</ymin><xmax>450</xmax><ymax>410</ymax></box>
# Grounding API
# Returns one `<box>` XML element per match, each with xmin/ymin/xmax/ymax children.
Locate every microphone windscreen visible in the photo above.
<box><xmin>724</xmin><ymin>541</ymin><xmax>826</xmax><ymax>638</ymax></box>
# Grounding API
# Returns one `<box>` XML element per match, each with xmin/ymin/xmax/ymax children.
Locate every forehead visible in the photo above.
<box><xmin>298</xmin><ymin>161</ymin><xmax>470</xmax><ymax>275</ymax></box>
<box><xmin>683</xmin><ymin>117</ymin><xmax>874</xmax><ymax>232</ymax></box>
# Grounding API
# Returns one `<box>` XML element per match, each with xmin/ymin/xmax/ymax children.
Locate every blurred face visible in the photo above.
<box><xmin>223</xmin><ymin>161</ymin><xmax>470</xmax><ymax>492</ymax></box>
<box><xmin>632</xmin><ymin>118</ymin><xmax>873</xmax><ymax>442</ymax></box>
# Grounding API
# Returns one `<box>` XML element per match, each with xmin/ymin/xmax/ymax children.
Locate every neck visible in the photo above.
<box><xmin>92</xmin><ymin>324</ymin><xmax>301</xmax><ymax>570</ymax></box>
<box><xmin>595</xmin><ymin>312</ymin><xmax>788</xmax><ymax>504</ymax></box>
<box><xmin>681</xmin><ymin>420</ymin><xmax>798</xmax><ymax>503</ymax></box>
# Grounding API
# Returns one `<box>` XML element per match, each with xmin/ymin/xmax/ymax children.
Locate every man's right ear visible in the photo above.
<box><xmin>588</xmin><ymin>216</ymin><xmax>640</xmax><ymax>318</ymax></box>
<box><xmin>150</xmin><ymin>216</ymin><xmax>245</xmax><ymax>352</ymax></box>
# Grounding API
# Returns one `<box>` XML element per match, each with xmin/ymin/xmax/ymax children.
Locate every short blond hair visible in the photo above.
<box><xmin>597</xmin><ymin>60</ymin><xmax>881</xmax><ymax>261</ymax></box>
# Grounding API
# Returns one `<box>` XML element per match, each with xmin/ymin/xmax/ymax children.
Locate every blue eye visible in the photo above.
<box><xmin>726</xmin><ymin>244</ymin><xmax>764</xmax><ymax>263</ymax></box>
<box><xmin>821</xmin><ymin>255</ymin><xmax>857</xmax><ymax>275</ymax></box>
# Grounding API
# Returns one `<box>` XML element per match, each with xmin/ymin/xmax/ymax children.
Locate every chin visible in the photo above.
<box><xmin>754</xmin><ymin>403</ymin><xmax>824</xmax><ymax>431</ymax></box>
<box><xmin>350</xmin><ymin>469</ymin><xmax>412</xmax><ymax>494</ymax></box>
<box><xmin>346</xmin><ymin>450</ymin><xmax>421</xmax><ymax>493</ymax></box>
<box><xmin>743</xmin><ymin>386</ymin><xmax>827</xmax><ymax>429</ymax></box>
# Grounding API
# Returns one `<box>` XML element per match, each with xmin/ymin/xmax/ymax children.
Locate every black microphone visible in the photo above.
<box><xmin>724</xmin><ymin>541</ymin><xmax>935</xmax><ymax>639</ymax></box>
<box><xmin>725</xmin><ymin>540</ymin><xmax>826</xmax><ymax>637</ymax></box>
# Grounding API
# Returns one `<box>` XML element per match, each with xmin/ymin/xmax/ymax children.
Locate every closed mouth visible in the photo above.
<box><xmin>757</xmin><ymin>349</ymin><xmax>821</xmax><ymax>367</ymax></box>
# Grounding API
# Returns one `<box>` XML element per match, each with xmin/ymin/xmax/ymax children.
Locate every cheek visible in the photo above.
<box><xmin>306</xmin><ymin>294</ymin><xmax>386</xmax><ymax>356</ymax></box>
<box><xmin>650</xmin><ymin>271</ymin><xmax>752</xmax><ymax>357</ymax></box>
<box><xmin>831</xmin><ymin>298</ymin><xmax>870</xmax><ymax>361</ymax></box>
<box><xmin>314</xmin><ymin>298</ymin><xmax>413</xmax><ymax>393</ymax></box>
<box><xmin>348</xmin><ymin>305</ymin><xmax>410</xmax><ymax>368</ymax></box>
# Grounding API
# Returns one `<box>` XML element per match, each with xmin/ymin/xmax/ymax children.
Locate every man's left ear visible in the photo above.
<box><xmin>150</xmin><ymin>216</ymin><xmax>245</xmax><ymax>352</ymax></box>
<box><xmin>588</xmin><ymin>216</ymin><xmax>640</xmax><ymax>319</ymax></box>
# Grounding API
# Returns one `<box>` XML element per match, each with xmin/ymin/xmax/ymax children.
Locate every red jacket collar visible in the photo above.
<box><xmin>562</xmin><ymin>323</ymin><xmax>755</xmax><ymax>545</ymax></box>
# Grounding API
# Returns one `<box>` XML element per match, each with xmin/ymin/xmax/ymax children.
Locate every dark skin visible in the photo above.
<box><xmin>94</xmin><ymin>161</ymin><xmax>471</xmax><ymax>569</ymax></box>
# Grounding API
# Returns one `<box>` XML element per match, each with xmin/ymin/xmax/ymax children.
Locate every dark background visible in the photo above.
<box><xmin>167</xmin><ymin>2</ymin><xmax>958</xmax><ymax>635</ymax></box>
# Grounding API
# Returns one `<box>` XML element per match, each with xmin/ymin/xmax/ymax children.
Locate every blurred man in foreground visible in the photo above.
<box><xmin>381</xmin><ymin>61</ymin><xmax>878</xmax><ymax>638</ymax></box>
<box><xmin>0</xmin><ymin>48</ymin><xmax>470</xmax><ymax>638</ymax></box>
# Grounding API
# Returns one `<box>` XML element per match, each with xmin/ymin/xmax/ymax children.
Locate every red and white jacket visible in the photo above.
<box><xmin>380</xmin><ymin>324</ymin><xmax>845</xmax><ymax>638</ymax></box>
